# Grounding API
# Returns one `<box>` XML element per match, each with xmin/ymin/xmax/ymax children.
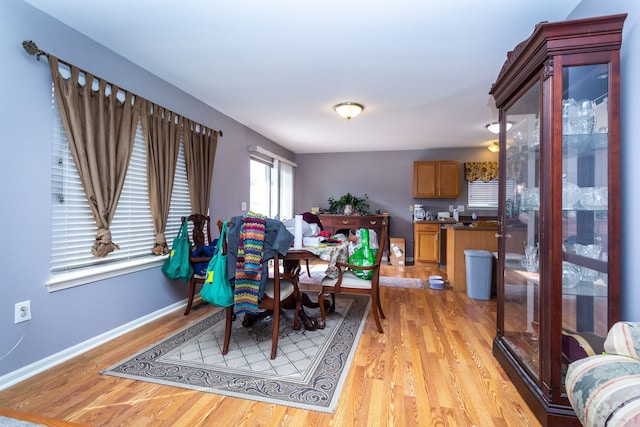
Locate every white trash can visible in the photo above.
<box><xmin>464</xmin><ymin>249</ymin><xmax>494</xmax><ymax>300</ymax></box>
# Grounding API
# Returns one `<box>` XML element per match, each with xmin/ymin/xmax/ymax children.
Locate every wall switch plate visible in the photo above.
<box><xmin>409</xmin><ymin>205</ymin><xmax>414</xmax><ymax>211</ymax></box>
<box><xmin>15</xmin><ymin>300</ymin><xmax>31</xmax><ymax>323</ymax></box>
<box><xmin>449</xmin><ymin>205</ymin><xmax>454</xmax><ymax>212</ymax></box>
<box><xmin>458</xmin><ymin>205</ymin><xmax>465</xmax><ymax>212</ymax></box>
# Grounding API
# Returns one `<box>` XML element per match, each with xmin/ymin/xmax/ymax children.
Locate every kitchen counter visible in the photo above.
<box><xmin>450</xmin><ymin>223</ymin><xmax>499</xmax><ymax>231</ymax></box>
<box><xmin>414</xmin><ymin>219</ymin><xmax>498</xmax><ymax>228</ymax></box>
<box><xmin>414</xmin><ymin>219</ymin><xmax>457</xmax><ymax>224</ymax></box>
<box><xmin>446</xmin><ymin>226</ymin><xmax>498</xmax><ymax>294</ymax></box>
<box><xmin>413</xmin><ymin>220</ymin><xmax>498</xmax><ymax>266</ymax></box>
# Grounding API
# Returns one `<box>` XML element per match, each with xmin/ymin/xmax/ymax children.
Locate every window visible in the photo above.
<box><xmin>468</xmin><ymin>179</ymin><xmax>516</xmax><ymax>208</ymax></box>
<box><xmin>249</xmin><ymin>146</ymin><xmax>295</xmax><ymax>219</ymax></box>
<box><xmin>49</xmin><ymin>87</ymin><xmax>191</xmax><ymax>291</ymax></box>
<box><xmin>249</xmin><ymin>157</ymin><xmax>272</xmax><ymax>217</ymax></box>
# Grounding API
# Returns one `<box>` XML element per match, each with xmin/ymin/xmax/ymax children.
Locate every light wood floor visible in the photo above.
<box><xmin>0</xmin><ymin>264</ymin><xmax>540</xmax><ymax>427</ymax></box>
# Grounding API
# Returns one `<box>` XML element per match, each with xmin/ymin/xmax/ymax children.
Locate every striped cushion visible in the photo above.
<box><xmin>605</xmin><ymin>322</ymin><xmax>640</xmax><ymax>359</ymax></box>
<box><xmin>566</xmin><ymin>354</ymin><xmax>640</xmax><ymax>427</ymax></box>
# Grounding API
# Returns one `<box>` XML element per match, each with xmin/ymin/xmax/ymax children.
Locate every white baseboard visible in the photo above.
<box><xmin>0</xmin><ymin>300</ymin><xmax>187</xmax><ymax>391</ymax></box>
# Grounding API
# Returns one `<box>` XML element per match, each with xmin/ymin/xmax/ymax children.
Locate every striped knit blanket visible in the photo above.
<box><xmin>234</xmin><ymin>212</ymin><xmax>266</xmax><ymax>315</ymax></box>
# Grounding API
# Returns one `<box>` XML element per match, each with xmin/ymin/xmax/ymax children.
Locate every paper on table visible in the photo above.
<box><xmin>294</xmin><ymin>214</ymin><xmax>303</xmax><ymax>249</ymax></box>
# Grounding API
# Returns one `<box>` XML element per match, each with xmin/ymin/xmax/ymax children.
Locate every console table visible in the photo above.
<box><xmin>317</xmin><ymin>214</ymin><xmax>390</xmax><ymax>256</ymax></box>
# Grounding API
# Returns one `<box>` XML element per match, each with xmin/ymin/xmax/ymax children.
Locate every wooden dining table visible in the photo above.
<box><xmin>284</xmin><ymin>242</ymin><xmax>349</xmax><ymax>277</ymax></box>
<box><xmin>283</xmin><ymin>242</ymin><xmax>349</xmax><ymax>329</ymax></box>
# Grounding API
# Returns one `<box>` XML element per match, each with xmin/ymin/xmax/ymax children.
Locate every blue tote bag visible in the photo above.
<box><xmin>162</xmin><ymin>219</ymin><xmax>193</xmax><ymax>282</ymax></box>
<box><xmin>200</xmin><ymin>221</ymin><xmax>233</xmax><ymax>307</ymax></box>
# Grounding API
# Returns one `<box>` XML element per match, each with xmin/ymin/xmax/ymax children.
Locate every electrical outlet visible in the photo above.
<box><xmin>241</xmin><ymin>201</ymin><xmax>247</xmax><ymax>211</ymax></box>
<box><xmin>448</xmin><ymin>205</ymin><xmax>454</xmax><ymax>212</ymax></box>
<box><xmin>15</xmin><ymin>300</ymin><xmax>31</xmax><ymax>324</ymax></box>
<box><xmin>457</xmin><ymin>205</ymin><xmax>465</xmax><ymax>212</ymax></box>
<box><xmin>409</xmin><ymin>205</ymin><xmax>414</xmax><ymax>212</ymax></box>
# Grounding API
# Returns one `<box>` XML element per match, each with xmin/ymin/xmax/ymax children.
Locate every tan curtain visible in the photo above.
<box><xmin>140</xmin><ymin>101</ymin><xmax>182</xmax><ymax>255</ymax></box>
<box><xmin>184</xmin><ymin>120</ymin><xmax>218</xmax><ymax>215</ymax></box>
<box><xmin>464</xmin><ymin>162</ymin><xmax>499</xmax><ymax>182</ymax></box>
<box><xmin>49</xmin><ymin>56</ymin><xmax>140</xmax><ymax>257</ymax></box>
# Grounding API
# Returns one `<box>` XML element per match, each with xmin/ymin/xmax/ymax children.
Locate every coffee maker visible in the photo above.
<box><xmin>414</xmin><ymin>204</ymin><xmax>426</xmax><ymax>220</ymax></box>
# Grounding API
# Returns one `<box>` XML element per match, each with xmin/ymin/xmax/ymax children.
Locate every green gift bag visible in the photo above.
<box><xmin>349</xmin><ymin>228</ymin><xmax>375</xmax><ymax>280</ymax></box>
<box><xmin>162</xmin><ymin>219</ymin><xmax>193</xmax><ymax>282</ymax></box>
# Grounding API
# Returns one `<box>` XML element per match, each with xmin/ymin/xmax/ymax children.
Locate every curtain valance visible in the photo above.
<box><xmin>464</xmin><ymin>162</ymin><xmax>499</xmax><ymax>182</ymax></box>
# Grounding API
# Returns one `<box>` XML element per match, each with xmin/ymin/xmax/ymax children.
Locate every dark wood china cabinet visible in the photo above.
<box><xmin>490</xmin><ymin>14</ymin><xmax>625</xmax><ymax>426</ymax></box>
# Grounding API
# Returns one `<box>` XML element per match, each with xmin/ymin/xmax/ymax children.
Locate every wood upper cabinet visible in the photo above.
<box><xmin>413</xmin><ymin>161</ymin><xmax>460</xmax><ymax>198</ymax></box>
<box><xmin>414</xmin><ymin>222</ymin><xmax>439</xmax><ymax>263</ymax></box>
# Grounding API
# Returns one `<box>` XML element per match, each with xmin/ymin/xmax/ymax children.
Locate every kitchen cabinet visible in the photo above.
<box><xmin>413</xmin><ymin>222</ymin><xmax>439</xmax><ymax>264</ymax></box>
<box><xmin>413</xmin><ymin>161</ymin><xmax>460</xmax><ymax>198</ymax></box>
<box><xmin>491</xmin><ymin>14</ymin><xmax>624</xmax><ymax>426</ymax></box>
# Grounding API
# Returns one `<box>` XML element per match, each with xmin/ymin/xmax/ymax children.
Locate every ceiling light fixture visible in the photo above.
<box><xmin>487</xmin><ymin>141</ymin><xmax>510</xmax><ymax>153</ymax></box>
<box><xmin>485</xmin><ymin>121</ymin><xmax>513</xmax><ymax>134</ymax></box>
<box><xmin>333</xmin><ymin>102</ymin><xmax>364</xmax><ymax>120</ymax></box>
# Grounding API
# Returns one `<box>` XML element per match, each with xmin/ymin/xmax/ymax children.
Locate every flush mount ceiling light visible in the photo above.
<box><xmin>487</xmin><ymin>141</ymin><xmax>510</xmax><ymax>153</ymax></box>
<box><xmin>333</xmin><ymin>102</ymin><xmax>364</xmax><ymax>120</ymax></box>
<box><xmin>485</xmin><ymin>121</ymin><xmax>513</xmax><ymax>134</ymax></box>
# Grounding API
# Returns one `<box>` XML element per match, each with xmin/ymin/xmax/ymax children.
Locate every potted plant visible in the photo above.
<box><xmin>327</xmin><ymin>193</ymin><xmax>369</xmax><ymax>215</ymax></box>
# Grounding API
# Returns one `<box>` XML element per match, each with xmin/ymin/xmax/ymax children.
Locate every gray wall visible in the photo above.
<box><xmin>0</xmin><ymin>0</ymin><xmax>293</xmax><ymax>378</ymax></box>
<box><xmin>294</xmin><ymin>147</ymin><xmax>498</xmax><ymax>259</ymax></box>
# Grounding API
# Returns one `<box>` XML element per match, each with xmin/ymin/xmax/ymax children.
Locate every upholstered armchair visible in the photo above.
<box><xmin>566</xmin><ymin>321</ymin><xmax>640</xmax><ymax>426</ymax></box>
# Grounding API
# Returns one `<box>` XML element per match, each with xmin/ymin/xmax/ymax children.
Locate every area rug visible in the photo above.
<box><xmin>299</xmin><ymin>266</ymin><xmax>424</xmax><ymax>289</ymax></box>
<box><xmin>101</xmin><ymin>294</ymin><xmax>370</xmax><ymax>413</ymax></box>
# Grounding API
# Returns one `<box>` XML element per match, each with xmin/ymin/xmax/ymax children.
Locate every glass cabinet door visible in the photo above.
<box><xmin>502</xmin><ymin>80</ymin><xmax>541</xmax><ymax>380</ymax></box>
<box><xmin>560</xmin><ymin>63</ymin><xmax>610</xmax><ymax>381</ymax></box>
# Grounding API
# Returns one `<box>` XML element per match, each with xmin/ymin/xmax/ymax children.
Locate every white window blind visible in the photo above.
<box><xmin>468</xmin><ymin>179</ymin><xmax>516</xmax><ymax>208</ymax></box>
<box><xmin>50</xmin><ymin>84</ymin><xmax>191</xmax><ymax>285</ymax></box>
<box><xmin>279</xmin><ymin>162</ymin><xmax>294</xmax><ymax>219</ymax></box>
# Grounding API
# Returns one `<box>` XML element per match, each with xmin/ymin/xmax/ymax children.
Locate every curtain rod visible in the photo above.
<box><xmin>21</xmin><ymin>40</ymin><xmax>223</xmax><ymax>137</ymax></box>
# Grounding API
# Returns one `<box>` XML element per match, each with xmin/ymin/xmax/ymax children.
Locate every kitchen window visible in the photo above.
<box><xmin>468</xmin><ymin>179</ymin><xmax>516</xmax><ymax>208</ymax></box>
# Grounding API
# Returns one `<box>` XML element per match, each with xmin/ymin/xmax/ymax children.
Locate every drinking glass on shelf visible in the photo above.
<box><xmin>521</xmin><ymin>187</ymin><xmax>540</xmax><ymax>210</ymax></box>
<box><xmin>562</xmin><ymin>176</ymin><xmax>580</xmax><ymax>210</ymax></box>
<box><xmin>579</xmin><ymin>187</ymin><xmax>600</xmax><ymax>209</ymax></box>
<box><xmin>562</xmin><ymin>262</ymin><xmax>580</xmax><ymax>288</ymax></box>
<box><xmin>563</xmin><ymin>98</ymin><xmax>580</xmax><ymax>135</ymax></box>
<box><xmin>575</xmin><ymin>243</ymin><xmax>602</xmax><ymax>259</ymax></box>
<box><xmin>580</xmin><ymin>266</ymin><xmax>599</xmax><ymax>283</ymax></box>
<box><xmin>521</xmin><ymin>245</ymin><xmax>539</xmax><ymax>272</ymax></box>
<box><xmin>577</xmin><ymin>99</ymin><xmax>596</xmax><ymax>134</ymax></box>
<box><xmin>521</xmin><ymin>255</ymin><xmax>538</xmax><ymax>272</ymax></box>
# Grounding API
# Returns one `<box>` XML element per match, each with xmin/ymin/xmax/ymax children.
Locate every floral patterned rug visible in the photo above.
<box><xmin>102</xmin><ymin>294</ymin><xmax>370</xmax><ymax>413</ymax></box>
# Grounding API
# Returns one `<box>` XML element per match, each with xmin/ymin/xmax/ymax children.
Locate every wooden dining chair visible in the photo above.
<box><xmin>217</xmin><ymin>219</ymin><xmax>303</xmax><ymax>359</ymax></box>
<box><xmin>318</xmin><ymin>225</ymin><xmax>388</xmax><ymax>333</ymax></box>
<box><xmin>183</xmin><ymin>214</ymin><xmax>214</xmax><ymax>315</ymax></box>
